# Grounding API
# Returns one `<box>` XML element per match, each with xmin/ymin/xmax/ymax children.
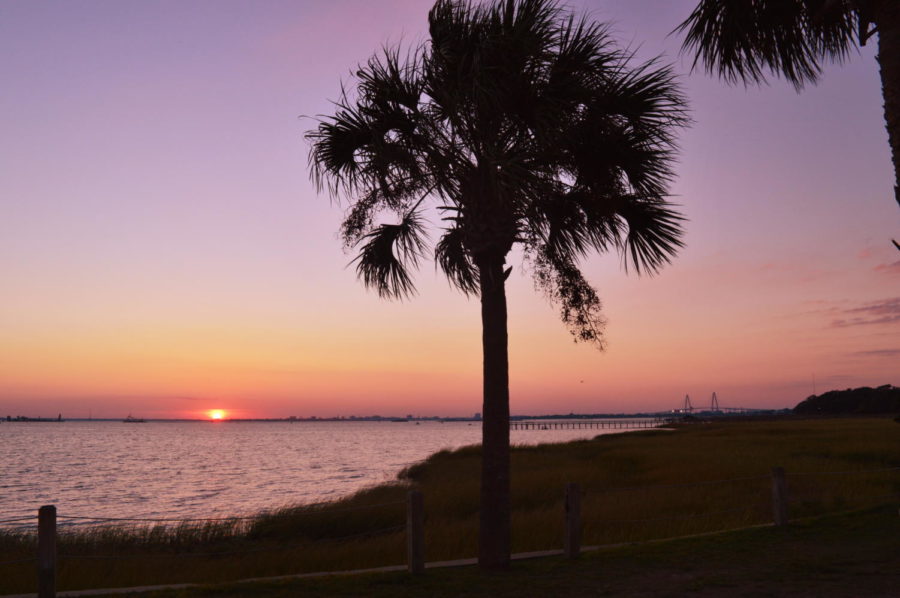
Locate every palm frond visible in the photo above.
<box><xmin>565</xmin><ymin>56</ymin><xmax>688</xmax><ymax>199</ymax></box>
<box><xmin>435</xmin><ymin>224</ymin><xmax>479</xmax><ymax>295</ymax></box>
<box><xmin>600</xmin><ymin>57</ymin><xmax>690</xmax><ymax>136</ymax></box>
<box><xmin>539</xmin><ymin>16</ymin><xmax>614</xmax><ymax>121</ymax></box>
<box><xmin>308</xmin><ymin>48</ymin><xmax>431</xmax><ymax>207</ymax></box>
<box><xmin>571</xmin><ymin>190</ymin><xmax>627</xmax><ymax>253</ymax></box>
<box><xmin>353</xmin><ymin>208</ymin><xmax>428</xmax><ymax>299</ymax></box>
<box><xmin>358</xmin><ymin>46</ymin><xmax>424</xmax><ymax>113</ymax></box>
<box><xmin>677</xmin><ymin>0</ymin><xmax>857</xmax><ymax>90</ymax></box>
<box><xmin>307</xmin><ymin>103</ymin><xmax>373</xmax><ymax>196</ymax></box>
<box><xmin>616</xmin><ymin>198</ymin><xmax>686</xmax><ymax>275</ymax></box>
<box><xmin>529</xmin><ymin>190</ymin><xmax>591</xmax><ymax>259</ymax></box>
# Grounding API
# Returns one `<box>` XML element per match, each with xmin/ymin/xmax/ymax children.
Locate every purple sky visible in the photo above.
<box><xmin>1</xmin><ymin>1</ymin><xmax>897</xmax><ymax>419</ymax></box>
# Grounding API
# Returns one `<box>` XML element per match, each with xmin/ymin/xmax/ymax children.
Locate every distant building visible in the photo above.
<box><xmin>474</xmin><ymin>413</ymin><xmax>482</xmax><ymax>420</ymax></box>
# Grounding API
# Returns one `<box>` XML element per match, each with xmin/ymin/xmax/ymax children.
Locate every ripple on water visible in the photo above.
<box><xmin>0</xmin><ymin>420</ymin><xmax>636</xmax><ymax>526</ymax></box>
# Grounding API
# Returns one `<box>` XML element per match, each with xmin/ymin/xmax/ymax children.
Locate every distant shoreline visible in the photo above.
<box><xmin>4</xmin><ymin>410</ymin><xmax>792</xmax><ymax>423</ymax></box>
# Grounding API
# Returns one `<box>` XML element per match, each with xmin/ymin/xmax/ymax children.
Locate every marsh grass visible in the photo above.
<box><xmin>0</xmin><ymin>417</ymin><xmax>897</xmax><ymax>593</ymax></box>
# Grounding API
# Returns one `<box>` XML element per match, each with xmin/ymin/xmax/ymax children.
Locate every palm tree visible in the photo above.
<box><xmin>308</xmin><ymin>0</ymin><xmax>687</xmax><ymax>568</ymax></box>
<box><xmin>678</xmin><ymin>0</ymin><xmax>900</xmax><ymax>247</ymax></box>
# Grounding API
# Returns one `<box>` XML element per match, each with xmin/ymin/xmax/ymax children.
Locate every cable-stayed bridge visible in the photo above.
<box><xmin>673</xmin><ymin>392</ymin><xmax>769</xmax><ymax>415</ymax></box>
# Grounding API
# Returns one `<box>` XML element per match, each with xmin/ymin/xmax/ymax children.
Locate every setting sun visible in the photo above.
<box><xmin>209</xmin><ymin>409</ymin><xmax>226</xmax><ymax>421</ymax></box>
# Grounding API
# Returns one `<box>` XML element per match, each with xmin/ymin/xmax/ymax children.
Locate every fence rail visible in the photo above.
<box><xmin>2</xmin><ymin>466</ymin><xmax>897</xmax><ymax>597</ymax></box>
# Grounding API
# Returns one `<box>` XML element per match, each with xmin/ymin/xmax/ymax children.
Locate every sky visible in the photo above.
<box><xmin>1</xmin><ymin>0</ymin><xmax>897</xmax><ymax>419</ymax></box>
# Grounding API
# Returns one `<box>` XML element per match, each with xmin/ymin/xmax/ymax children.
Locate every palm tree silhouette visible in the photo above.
<box><xmin>308</xmin><ymin>0</ymin><xmax>687</xmax><ymax>568</ymax></box>
<box><xmin>678</xmin><ymin>0</ymin><xmax>900</xmax><ymax>248</ymax></box>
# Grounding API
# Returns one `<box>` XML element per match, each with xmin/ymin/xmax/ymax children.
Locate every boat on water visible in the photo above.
<box><xmin>123</xmin><ymin>415</ymin><xmax>146</xmax><ymax>423</ymax></box>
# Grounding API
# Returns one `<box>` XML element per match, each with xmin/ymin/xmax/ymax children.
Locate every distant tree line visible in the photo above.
<box><xmin>793</xmin><ymin>385</ymin><xmax>900</xmax><ymax>415</ymax></box>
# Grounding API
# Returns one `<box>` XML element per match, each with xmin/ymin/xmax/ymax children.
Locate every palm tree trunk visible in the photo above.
<box><xmin>874</xmin><ymin>1</ymin><xmax>900</xmax><ymax>210</ymax></box>
<box><xmin>477</xmin><ymin>253</ymin><xmax>511</xmax><ymax>570</ymax></box>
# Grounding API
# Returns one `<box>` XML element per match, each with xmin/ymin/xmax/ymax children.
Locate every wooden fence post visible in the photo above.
<box><xmin>771</xmin><ymin>467</ymin><xmax>788</xmax><ymax>527</ymax></box>
<box><xmin>38</xmin><ymin>504</ymin><xmax>56</xmax><ymax>598</ymax></box>
<box><xmin>564</xmin><ymin>483</ymin><xmax>581</xmax><ymax>559</ymax></box>
<box><xmin>407</xmin><ymin>490</ymin><xmax>424</xmax><ymax>574</ymax></box>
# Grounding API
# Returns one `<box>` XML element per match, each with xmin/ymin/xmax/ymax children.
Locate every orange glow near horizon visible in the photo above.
<box><xmin>0</xmin><ymin>1</ymin><xmax>897</xmax><ymax>420</ymax></box>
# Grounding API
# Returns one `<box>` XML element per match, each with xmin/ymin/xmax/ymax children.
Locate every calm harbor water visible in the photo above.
<box><xmin>0</xmin><ymin>420</ymin><xmax>649</xmax><ymax>527</ymax></box>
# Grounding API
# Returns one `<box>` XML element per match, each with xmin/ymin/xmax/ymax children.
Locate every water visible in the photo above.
<box><xmin>0</xmin><ymin>420</ymin><xmax>647</xmax><ymax>527</ymax></box>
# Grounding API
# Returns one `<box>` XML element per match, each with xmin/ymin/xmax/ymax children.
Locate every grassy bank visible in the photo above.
<box><xmin>1</xmin><ymin>417</ymin><xmax>898</xmax><ymax>594</ymax></box>
<box><xmin>104</xmin><ymin>504</ymin><xmax>900</xmax><ymax>597</ymax></box>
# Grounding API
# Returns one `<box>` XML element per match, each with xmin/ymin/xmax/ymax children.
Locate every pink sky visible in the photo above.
<box><xmin>1</xmin><ymin>1</ymin><xmax>897</xmax><ymax>419</ymax></box>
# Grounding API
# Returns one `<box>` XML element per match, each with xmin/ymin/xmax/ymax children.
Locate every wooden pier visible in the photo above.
<box><xmin>510</xmin><ymin>418</ymin><xmax>669</xmax><ymax>431</ymax></box>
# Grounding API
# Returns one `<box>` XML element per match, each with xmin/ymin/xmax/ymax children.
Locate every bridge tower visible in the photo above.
<box><xmin>711</xmin><ymin>392</ymin><xmax>719</xmax><ymax>411</ymax></box>
<box><xmin>683</xmin><ymin>394</ymin><xmax>693</xmax><ymax>413</ymax></box>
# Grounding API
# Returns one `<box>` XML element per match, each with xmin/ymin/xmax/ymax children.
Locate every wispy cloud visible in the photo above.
<box><xmin>849</xmin><ymin>349</ymin><xmax>900</xmax><ymax>358</ymax></box>
<box><xmin>857</xmin><ymin>244</ymin><xmax>900</xmax><ymax>276</ymax></box>
<box><xmin>831</xmin><ymin>297</ymin><xmax>900</xmax><ymax>328</ymax></box>
<box><xmin>857</xmin><ymin>244</ymin><xmax>893</xmax><ymax>262</ymax></box>
<box><xmin>873</xmin><ymin>260</ymin><xmax>900</xmax><ymax>276</ymax></box>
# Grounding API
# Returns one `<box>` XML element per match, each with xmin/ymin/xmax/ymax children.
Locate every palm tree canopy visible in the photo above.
<box><xmin>309</xmin><ymin>0</ymin><xmax>688</xmax><ymax>344</ymax></box>
<box><xmin>677</xmin><ymin>0</ymin><xmax>876</xmax><ymax>89</ymax></box>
